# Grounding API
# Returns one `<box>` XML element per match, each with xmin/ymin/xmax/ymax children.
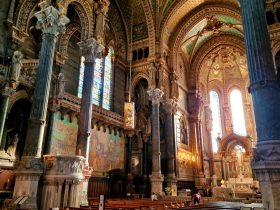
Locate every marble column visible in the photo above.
<box><xmin>147</xmin><ymin>88</ymin><xmax>164</xmax><ymax>194</ymax></box>
<box><xmin>163</xmin><ymin>99</ymin><xmax>177</xmax><ymax>193</ymax></box>
<box><xmin>76</xmin><ymin>38</ymin><xmax>104</xmax><ymax>205</ymax></box>
<box><xmin>12</xmin><ymin>4</ymin><xmax>69</xmax><ymax>209</ymax></box>
<box><xmin>0</xmin><ymin>86</ymin><xmax>15</xmax><ymax>150</ymax></box>
<box><xmin>239</xmin><ymin>1</ymin><xmax>280</xmax><ymax>209</ymax></box>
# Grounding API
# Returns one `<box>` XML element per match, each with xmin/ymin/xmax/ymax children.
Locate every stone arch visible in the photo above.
<box><xmin>57</xmin><ymin>22</ymin><xmax>81</xmax><ymax>55</ymax></box>
<box><xmin>218</xmin><ymin>133</ymin><xmax>252</xmax><ymax>156</ymax></box>
<box><xmin>66</xmin><ymin>1</ymin><xmax>93</xmax><ymax>40</ymax></box>
<box><xmin>15</xmin><ymin>0</ymin><xmax>93</xmax><ymax>40</ymax></box>
<box><xmin>131</xmin><ymin>72</ymin><xmax>150</xmax><ymax>100</ymax></box>
<box><xmin>141</xmin><ymin>0</ymin><xmax>156</xmax><ymax>57</ymax></box>
<box><xmin>190</xmin><ymin>35</ymin><xmax>245</xmax><ymax>89</ymax></box>
<box><xmin>166</xmin><ymin>4</ymin><xmax>241</xmax><ymax>74</ymax></box>
<box><xmin>8</xmin><ymin>90</ymin><xmax>30</xmax><ymax>113</ymax></box>
<box><xmin>15</xmin><ymin>0</ymin><xmax>37</xmax><ymax>32</ymax></box>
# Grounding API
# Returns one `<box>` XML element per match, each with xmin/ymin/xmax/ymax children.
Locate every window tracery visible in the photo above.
<box><xmin>78</xmin><ymin>48</ymin><xmax>113</xmax><ymax>110</ymax></box>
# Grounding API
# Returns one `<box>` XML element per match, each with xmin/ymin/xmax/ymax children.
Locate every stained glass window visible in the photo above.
<box><xmin>230</xmin><ymin>89</ymin><xmax>246</xmax><ymax>135</ymax></box>
<box><xmin>93</xmin><ymin>58</ymin><xmax>103</xmax><ymax>106</ymax></box>
<box><xmin>102</xmin><ymin>48</ymin><xmax>113</xmax><ymax>110</ymax></box>
<box><xmin>78</xmin><ymin>48</ymin><xmax>113</xmax><ymax>110</ymax></box>
<box><xmin>209</xmin><ymin>91</ymin><xmax>223</xmax><ymax>153</ymax></box>
<box><xmin>78</xmin><ymin>56</ymin><xmax>85</xmax><ymax>98</ymax></box>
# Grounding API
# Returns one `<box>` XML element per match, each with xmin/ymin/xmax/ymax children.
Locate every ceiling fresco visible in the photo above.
<box><xmin>181</xmin><ymin>15</ymin><xmax>243</xmax><ymax>59</ymax></box>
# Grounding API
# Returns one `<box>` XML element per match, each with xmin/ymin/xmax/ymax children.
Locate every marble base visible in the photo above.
<box><xmin>150</xmin><ymin>172</ymin><xmax>164</xmax><ymax>194</ymax></box>
<box><xmin>252</xmin><ymin>141</ymin><xmax>280</xmax><ymax>210</ymax></box>
<box><xmin>12</xmin><ymin>157</ymin><xmax>43</xmax><ymax>210</ymax></box>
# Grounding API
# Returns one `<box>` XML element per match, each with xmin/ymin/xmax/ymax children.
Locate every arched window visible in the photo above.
<box><xmin>209</xmin><ymin>91</ymin><xmax>223</xmax><ymax>153</ymax></box>
<box><xmin>78</xmin><ymin>48</ymin><xmax>113</xmax><ymax>110</ymax></box>
<box><xmin>230</xmin><ymin>89</ymin><xmax>246</xmax><ymax>135</ymax></box>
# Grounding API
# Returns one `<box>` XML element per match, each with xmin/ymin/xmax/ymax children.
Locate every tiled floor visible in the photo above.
<box><xmin>183</xmin><ymin>202</ymin><xmax>263</xmax><ymax>209</ymax></box>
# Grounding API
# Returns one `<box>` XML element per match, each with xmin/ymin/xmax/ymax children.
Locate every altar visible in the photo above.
<box><xmin>212</xmin><ymin>186</ymin><xmax>234</xmax><ymax>199</ymax></box>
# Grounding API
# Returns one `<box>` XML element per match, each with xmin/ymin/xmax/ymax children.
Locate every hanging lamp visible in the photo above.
<box><xmin>124</xmin><ymin>6</ymin><xmax>135</xmax><ymax>130</ymax></box>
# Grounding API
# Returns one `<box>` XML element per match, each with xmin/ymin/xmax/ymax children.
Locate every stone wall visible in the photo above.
<box><xmin>113</xmin><ymin>67</ymin><xmax>125</xmax><ymax>115</ymax></box>
<box><xmin>0</xmin><ymin>0</ymin><xmax>9</xmax><ymax>56</ymax></box>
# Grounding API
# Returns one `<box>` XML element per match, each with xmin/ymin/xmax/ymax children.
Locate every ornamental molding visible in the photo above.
<box><xmin>189</xmin><ymin>35</ymin><xmax>244</xmax><ymax>89</ymax></box>
<box><xmin>78</xmin><ymin>38</ymin><xmax>104</xmax><ymax>62</ymax></box>
<box><xmin>166</xmin><ymin>5</ymin><xmax>241</xmax><ymax>70</ymax></box>
<box><xmin>35</xmin><ymin>5</ymin><xmax>69</xmax><ymax>36</ymax></box>
<box><xmin>147</xmin><ymin>88</ymin><xmax>164</xmax><ymax>104</ymax></box>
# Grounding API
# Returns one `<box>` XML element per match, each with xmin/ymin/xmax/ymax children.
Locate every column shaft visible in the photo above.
<box><xmin>0</xmin><ymin>96</ymin><xmax>9</xmax><ymax>148</ymax></box>
<box><xmin>44</xmin><ymin>111</ymin><xmax>56</xmax><ymax>154</ymax></box>
<box><xmin>164</xmin><ymin>99</ymin><xmax>176</xmax><ymax>177</ymax></box>
<box><xmin>23</xmin><ymin>34</ymin><xmax>57</xmax><ymax>157</ymax></box>
<box><xmin>152</xmin><ymin>101</ymin><xmax>161</xmax><ymax>173</ymax></box>
<box><xmin>239</xmin><ymin>1</ymin><xmax>280</xmax><ymax>209</ymax></box>
<box><xmin>240</xmin><ymin>0</ymin><xmax>280</xmax><ymax>142</ymax></box>
<box><xmin>76</xmin><ymin>38</ymin><xmax>103</xmax><ymax>159</ymax></box>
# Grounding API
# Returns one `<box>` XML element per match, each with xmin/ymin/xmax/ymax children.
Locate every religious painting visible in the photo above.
<box><xmin>50</xmin><ymin>113</ymin><xmax>78</xmax><ymax>155</ymax></box>
<box><xmin>89</xmin><ymin>128</ymin><xmax>125</xmax><ymax>173</ymax></box>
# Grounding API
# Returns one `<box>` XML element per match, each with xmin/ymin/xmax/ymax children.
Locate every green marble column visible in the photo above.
<box><xmin>239</xmin><ymin>0</ymin><xmax>280</xmax><ymax>209</ymax></box>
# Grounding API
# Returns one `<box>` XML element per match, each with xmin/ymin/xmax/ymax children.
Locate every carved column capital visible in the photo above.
<box><xmin>187</xmin><ymin>90</ymin><xmax>202</xmax><ymax>115</ymax></box>
<box><xmin>78</xmin><ymin>38</ymin><xmax>104</xmax><ymax>63</ymax></box>
<box><xmin>35</xmin><ymin>5</ymin><xmax>69</xmax><ymax>36</ymax></box>
<box><xmin>163</xmin><ymin>98</ymin><xmax>176</xmax><ymax>114</ymax></box>
<box><xmin>147</xmin><ymin>88</ymin><xmax>164</xmax><ymax>105</ymax></box>
<box><xmin>1</xmin><ymin>85</ymin><xmax>15</xmax><ymax>97</ymax></box>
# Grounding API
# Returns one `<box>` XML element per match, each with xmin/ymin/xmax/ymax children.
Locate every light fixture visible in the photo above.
<box><xmin>123</xmin><ymin>5</ymin><xmax>135</xmax><ymax>130</ymax></box>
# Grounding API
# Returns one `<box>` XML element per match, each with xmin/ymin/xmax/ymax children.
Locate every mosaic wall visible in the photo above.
<box><xmin>89</xmin><ymin>128</ymin><xmax>125</xmax><ymax>173</ymax></box>
<box><xmin>50</xmin><ymin>113</ymin><xmax>78</xmax><ymax>155</ymax></box>
<box><xmin>51</xmin><ymin>115</ymin><xmax>125</xmax><ymax>173</ymax></box>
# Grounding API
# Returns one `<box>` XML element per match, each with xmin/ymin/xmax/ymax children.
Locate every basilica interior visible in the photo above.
<box><xmin>0</xmin><ymin>0</ymin><xmax>280</xmax><ymax>210</ymax></box>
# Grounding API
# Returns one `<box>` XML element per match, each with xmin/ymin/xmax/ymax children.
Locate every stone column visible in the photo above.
<box><xmin>239</xmin><ymin>1</ymin><xmax>280</xmax><ymax>209</ymax></box>
<box><xmin>187</xmin><ymin>90</ymin><xmax>204</xmax><ymax>187</ymax></box>
<box><xmin>163</xmin><ymin>99</ymin><xmax>177</xmax><ymax>193</ymax></box>
<box><xmin>0</xmin><ymin>86</ymin><xmax>15</xmax><ymax>150</ymax></box>
<box><xmin>147</xmin><ymin>88</ymin><xmax>164</xmax><ymax>194</ymax></box>
<box><xmin>12</xmin><ymin>4</ymin><xmax>69</xmax><ymax>209</ymax></box>
<box><xmin>76</xmin><ymin>38</ymin><xmax>104</xmax><ymax>205</ymax></box>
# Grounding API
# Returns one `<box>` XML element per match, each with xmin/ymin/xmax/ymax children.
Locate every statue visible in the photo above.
<box><xmin>94</xmin><ymin>0</ymin><xmax>110</xmax><ymax>44</ymax></box>
<box><xmin>56</xmin><ymin>73</ymin><xmax>65</xmax><ymax>99</ymax></box>
<box><xmin>205</xmin><ymin>106</ymin><xmax>213</xmax><ymax>131</ymax></box>
<box><xmin>148</xmin><ymin>62</ymin><xmax>156</xmax><ymax>89</ymax></box>
<box><xmin>6</xmin><ymin>134</ymin><xmax>19</xmax><ymax>157</ymax></box>
<box><xmin>154</xmin><ymin>60</ymin><xmax>163</xmax><ymax>89</ymax></box>
<box><xmin>10</xmin><ymin>51</ymin><xmax>23</xmax><ymax>88</ymax></box>
<box><xmin>170</xmin><ymin>72</ymin><xmax>179</xmax><ymax>99</ymax></box>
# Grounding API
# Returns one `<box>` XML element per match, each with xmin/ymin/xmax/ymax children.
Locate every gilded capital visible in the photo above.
<box><xmin>147</xmin><ymin>88</ymin><xmax>164</xmax><ymax>105</ymax></box>
<box><xmin>78</xmin><ymin>38</ymin><xmax>104</xmax><ymax>63</ymax></box>
<box><xmin>35</xmin><ymin>5</ymin><xmax>69</xmax><ymax>36</ymax></box>
<box><xmin>163</xmin><ymin>98</ymin><xmax>176</xmax><ymax>114</ymax></box>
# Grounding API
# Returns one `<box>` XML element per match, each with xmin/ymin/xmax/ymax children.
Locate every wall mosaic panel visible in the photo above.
<box><xmin>89</xmin><ymin>128</ymin><xmax>125</xmax><ymax>173</ymax></box>
<box><xmin>51</xmin><ymin>113</ymin><xmax>78</xmax><ymax>155</ymax></box>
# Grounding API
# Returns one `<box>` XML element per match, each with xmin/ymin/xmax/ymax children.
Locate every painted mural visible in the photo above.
<box><xmin>50</xmin><ymin>113</ymin><xmax>78</xmax><ymax>155</ymax></box>
<box><xmin>89</xmin><ymin>127</ymin><xmax>125</xmax><ymax>173</ymax></box>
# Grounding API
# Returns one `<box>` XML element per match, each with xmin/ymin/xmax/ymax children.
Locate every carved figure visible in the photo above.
<box><xmin>94</xmin><ymin>0</ymin><xmax>110</xmax><ymax>43</ymax></box>
<box><xmin>205</xmin><ymin>106</ymin><xmax>213</xmax><ymax>131</ymax></box>
<box><xmin>56</xmin><ymin>73</ymin><xmax>65</xmax><ymax>99</ymax></box>
<box><xmin>170</xmin><ymin>72</ymin><xmax>179</xmax><ymax>99</ymax></box>
<box><xmin>10</xmin><ymin>51</ymin><xmax>23</xmax><ymax>87</ymax></box>
<box><xmin>148</xmin><ymin>62</ymin><xmax>156</xmax><ymax>89</ymax></box>
<box><xmin>6</xmin><ymin>134</ymin><xmax>19</xmax><ymax>157</ymax></box>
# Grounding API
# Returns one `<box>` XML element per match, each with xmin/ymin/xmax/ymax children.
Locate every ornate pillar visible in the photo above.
<box><xmin>239</xmin><ymin>1</ymin><xmax>280</xmax><ymax>209</ymax></box>
<box><xmin>187</xmin><ymin>90</ymin><xmax>204</xmax><ymax>187</ymax></box>
<box><xmin>163</xmin><ymin>98</ymin><xmax>177</xmax><ymax>193</ymax></box>
<box><xmin>147</xmin><ymin>88</ymin><xmax>164</xmax><ymax>194</ymax></box>
<box><xmin>12</xmin><ymin>4</ymin><xmax>69</xmax><ymax>209</ymax></box>
<box><xmin>0</xmin><ymin>87</ymin><xmax>15</xmax><ymax>151</ymax></box>
<box><xmin>76</xmin><ymin>38</ymin><xmax>104</xmax><ymax>205</ymax></box>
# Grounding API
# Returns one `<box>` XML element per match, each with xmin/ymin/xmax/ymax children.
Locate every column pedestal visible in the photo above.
<box><xmin>252</xmin><ymin>141</ymin><xmax>280</xmax><ymax>210</ymax></box>
<box><xmin>166</xmin><ymin>175</ymin><xmax>177</xmax><ymax>196</ymax></box>
<box><xmin>150</xmin><ymin>172</ymin><xmax>164</xmax><ymax>195</ymax></box>
<box><xmin>12</xmin><ymin>157</ymin><xmax>43</xmax><ymax>210</ymax></box>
